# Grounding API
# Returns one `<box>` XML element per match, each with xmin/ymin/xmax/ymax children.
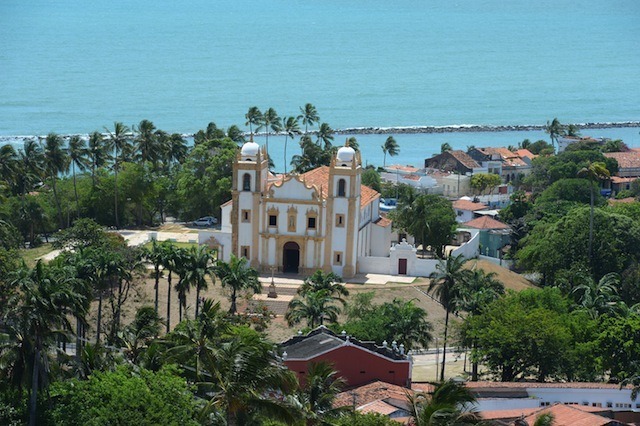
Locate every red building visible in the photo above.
<box><xmin>280</xmin><ymin>326</ymin><xmax>412</xmax><ymax>388</ymax></box>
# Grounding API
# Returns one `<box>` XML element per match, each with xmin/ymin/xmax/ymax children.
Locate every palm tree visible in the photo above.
<box><xmin>298</xmin><ymin>270</ymin><xmax>348</xmax><ymax>304</ymax></box>
<box><xmin>227</xmin><ymin>124</ymin><xmax>246</xmax><ymax>144</ymax></box>
<box><xmin>104</xmin><ymin>122</ymin><xmax>131</xmax><ymax>229</ymax></box>
<box><xmin>316</xmin><ymin>122</ymin><xmax>334</xmax><ymax>150</ymax></box>
<box><xmin>245</xmin><ymin>106</ymin><xmax>263</xmax><ymax>136</ymax></box>
<box><xmin>571</xmin><ymin>272</ymin><xmax>620</xmax><ymax>319</ymax></box>
<box><xmin>214</xmin><ymin>254</ymin><xmax>261</xmax><ymax>314</ymax></box>
<box><xmin>182</xmin><ymin>245</ymin><xmax>216</xmax><ymax>317</ymax></box>
<box><xmin>173</xmin><ymin>248</ymin><xmax>191</xmax><ymax>322</ymax></box>
<box><xmin>293</xmin><ymin>361</ymin><xmax>348</xmax><ymax>425</ymax></box>
<box><xmin>545</xmin><ymin>118</ymin><xmax>565</xmax><ymax>151</ymax></box>
<box><xmin>381</xmin><ymin>136</ymin><xmax>400</xmax><ymax>167</ymax></box>
<box><xmin>408</xmin><ymin>379</ymin><xmax>481</xmax><ymax>426</ymax></box>
<box><xmin>282</xmin><ymin>116</ymin><xmax>301</xmax><ymax>174</ymax></box>
<box><xmin>459</xmin><ymin>268</ymin><xmax>504</xmax><ymax>380</ymax></box>
<box><xmin>15</xmin><ymin>139</ymin><xmax>44</xmax><ymax>201</ymax></box>
<box><xmin>260</xmin><ymin>107</ymin><xmax>282</xmax><ymax>165</ymax></box>
<box><xmin>286</xmin><ymin>290</ymin><xmax>341</xmax><ymax>328</ymax></box>
<box><xmin>441</xmin><ymin>142</ymin><xmax>452</xmax><ymax>153</ymax></box>
<box><xmin>87</xmin><ymin>131</ymin><xmax>109</xmax><ymax>187</ymax></box>
<box><xmin>299</xmin><ymin>103</ymin><xmax>320</xmax><ymax>135</ymax></box>
<box><xmin>428</xmin><ymin>255</ymin><xmax>471</xmax><ymax>381</ymax></box>
<box><xmin>577</xmin><ymin>161</ymin><xmax>610</xmax><ymax>262</ymax></box>
<box><xmin>167</xmin><ymin>133</ymin><xmax>188</xmax><ymax>167</ymax></box>
<box><xmin>345</xmin><ymin>136</ymin><xmax>359</xmax><ymax>151</ymax></box>
<box><xmin>145</xmin><ymin>240</ymin><xmax>165</xmax><ymax>315</ymax></box>
<box><xmin>134</xmin><ymin>119</ymin><xmax>159</xmax><ymax>167</ymax></box>
<box><xmin>0</xmin><ymin>144</ymin><xmax>18</xmax><ymax>193</ymax></box>
<box><xmin>161</xmin><ymin>243</ymin><xmax>179</xmax><ymax>333</ymax></box>
<box><xmin>6</xmin><ymin>261</ymin><xmax>86</xmax><ymax>426</ymax></box>
<box><xmin>43</xmin><ymin>132</ymin><xmax>69</xmax><ymax>229</ymax></box>
<box><xmin>67</xmin><ymin>135</ymin><xmax>89</xmax><ymax>218</ymax></box>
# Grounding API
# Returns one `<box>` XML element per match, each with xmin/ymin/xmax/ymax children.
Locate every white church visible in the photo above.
<box><xmin>199</xmin><ymin>140</ymin><xmax>480</xmax><ymax>278</ymax></box>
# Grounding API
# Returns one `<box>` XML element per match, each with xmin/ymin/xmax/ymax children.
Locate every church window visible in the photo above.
<box><xmin>307</xmin><ymin>217</ymin><xmax>316</xmax><ymax>229</ymax></box>
<box><xmin>241</xmin><ymin>210</ymin><xmax>250</xmax><ymax>223</ymax></box>
<box><xmin>337</xmin><ymin>179</ymin><xmax>346</xmax><ymax>197</ymax></box>
<box><xmin>242</xmin><ymin>173</ymin><xmax>251</xmax><ymax>191</ymax></box>
<box><xmin>333</xmin><ymin>251</ymin><xmax>342</xmax><ymax>265</ymax></box>
<box><xmin>241</xmin><ymin>246</ymin><xmax>250</xmax><ymax>258</ymax></box>
<box><xmin>336</xmin><ymin>214</ymin><xmax>345</xmax><ymax>227</ymax></box>
<box><xmin>269</xmin><ymin>215</ymin><xmax>277</xmax><ymax>227</ymax></box>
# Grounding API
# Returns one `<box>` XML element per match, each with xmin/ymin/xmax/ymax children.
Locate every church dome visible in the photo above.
<box><xmin>240</xmin><ymin>141</ymin><xmax>260</xmax><ymax>157</ymax></box>
<box><xmin>336</xmin><ymin>146</ymin><xmax>356</xmax><ymax>162</ymax></box>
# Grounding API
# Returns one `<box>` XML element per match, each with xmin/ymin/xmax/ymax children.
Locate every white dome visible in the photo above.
<box><xmin>459</xmin><ymin>196</ymin><xmax>472</xmax><ymax>201</ymax></box>
<box><xmin>240</xmin><ymin>141</ymin><xmax>260</xmax><ymax>157</ymax></box>
<box><xmin>336</xmin><ymin>146</ymin><xmax>356</xmax><ymax>162</ymax></box>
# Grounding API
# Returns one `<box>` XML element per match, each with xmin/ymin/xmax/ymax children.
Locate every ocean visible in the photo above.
<box><xmin>1</xmin><ymin>0</ymin><xmax>639</xmax><ymax>168</ymax></box>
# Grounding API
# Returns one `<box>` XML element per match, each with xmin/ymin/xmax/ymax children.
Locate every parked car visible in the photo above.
<box><xmin>192</xmin><ymin>216</ymin><xmax>218</xmax><ymax>227</ymax></box>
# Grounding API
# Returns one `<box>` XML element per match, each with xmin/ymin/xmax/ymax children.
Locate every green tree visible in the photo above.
<box><xmin>597</xmin><ymin>313</ymin><xmax>640</xmax><ymax>380</ymax></box>
<box><xmin>429</xmin><ymin>255</ymin><xmax>471</xmax><ymax>380</ymax></box>
<box><xmin>298</xmin><ymin>270</ymin><xmax>347</xmax><ymax>303</ymax></box>
<box><xmin>87</xmin><ymin>131</ymin><xmax>109</xmax><ymax>187</ymax></box>
<box><xmin>43</xmin><ymin>133</ymin><xmax>69</xmax><ymax>229</ymax></box>
<box><xmin>182</xmin><ymin>245</ymin><xmax>216</xmax><ymax>317</ymax></box>
<box><xmin>215</xmin><ymin>254</ymin><xmax>261</xmax><ymax>315</ymax></box>
<box><xmin>545</xmin><ymin>118</ymin><xmax>565</xmax><ymax>150</ymax></box>
<box><xmin>286</xmin><ymin>290</ymin><xmax>341</xmax><ymax>328</ymax></box>
<box><xmin>381</xmin><ymin>136</ymin><xmax>399</xmax><ymax>167</ymax></box>
<box><xmin>440</xmin><ymin>142</ymin><xmax>452</xmax><ymax>153</ymax></box>
<box><xmin>104</xmin><ymin>122</ymin><xmax>131</xmax><ymax>229</ymax></box>
<box><xmin>282</xmin><ymin>115</ymin><xmax>301</xmax><ymax>174</ymax></box>
<box><xmin>260</xmin><ymin>107</ymin><xmax>282</xmax><ymax>165</ymax></box>
<box><xmin>48</xmin><ymin>365</ymin><xmax>200</xmax><ymax>426</ymax></box>
<box><xmin>293</xmin><ymin>361</ymin><xmax>348</xmax><ymax>425</ymax></box>
<box><xmin>316</xmin><ymin>122</ymin><xmax>334</xmax><ymax>150</ymax></box>
<box><xmin>577</xmin><ymin>161</ymin><xmax>610</xmax><ymax>261</ymax></box>
<box><xmin>134</xmin><ymin>119</ymin><xmax>159</xmax><ymax>167</ymax></box>
<box><xmin>299</xmin><ymin>103</ymin><xmax>320</xmax><ymax>135</ymax></box>
<box><xmin>362</xmin><ymin>168</ymin><xmax>382</xmax><ymax>192</ymax></box>
<box><xmin>571</xmin><ymin>272</ymin><xmax>620</xmax><ymax>319</ymax></box>
<box><xmin>0</xmin><ymin>144</ymin><xmax>18</xmax><ymax>193</ymax></box>
<box><xmin>14</xmin><ymin>139</ymin><xmax>44</xmax><ymax>202</ymax></box>
<box><xmin>470</xmin><ymin>173</ymin><xmax>502</xmax><ymax>196</ymax></box>
<box><xmin>227</xmin><ymin>124</ymin><xmax>246</xmax><ymax>144</ymax></box>
<box><xmin>245</xmin><ymin>106</ymin><xmax>263</xmax><ymax>136</ymax></box>
<box><xmin>408</xmin><ymin>379</ymin><xmax>481</xmax><ymax>426</ymax></box>
<box><xmin>345</xmin><ymin>136</ymin><xmax>359</xmax><ymax>151</ymax></box>
<box><xmin>67</xmin><ymin>136</ymin><xmax>89</xmax><ymax>218</ymax></box>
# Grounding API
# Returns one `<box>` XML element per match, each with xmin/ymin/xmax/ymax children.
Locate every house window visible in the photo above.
<box><xmin>240</xmin><ymin>246</ymin><xmax>250</xmax><ymax>259</ymax></box>
<box><xmin>307</xmin><ymin>217</ymin><xmax>316</xmax><ymax>229</ymax></box>
<box><xmin>269</xmin><ymin>215</ymin><xmax>277</xmax><ymax>227</ymax></box>
<box><xmin>242</xmin><ymin>173</ymin><xmax>251</xmax><ymax>191</ymax></box>
<box><xmin>336</xmin><ymin>214</ymin><xmax>345</xmax><ymax>227</ymax></box>
<box><xmin>241</xmin><ymin>210</ymin><xmax>250</xmax><ymax>223</ymax></box>
<box><xmin>333</xmin><ymin>251</ymin><xmax>342</xmax><ymax>265</ymax></box>
<box><xmin>338</xmin><ymin>179</ymin><xmax>346</xmax><ymax>197</ymax></box>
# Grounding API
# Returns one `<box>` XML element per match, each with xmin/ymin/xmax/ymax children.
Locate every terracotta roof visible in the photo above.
<box><xmin>386</xmin><ymin>164</ymin><xmax>420</xmax><ymax>173</ymax></box>
<box><xmin>515</xmin><ymin>149</ymin><xmax>536</xmax><ymax>159</ymax></box>
<box><xmin>410</xmin><ymin>383</ymin><xmax>436</xmax><ymax>393</ymax></box>
<box><xmin>452</xmin><ymin>199</ymin><xmax>488</xmax><ymax>211</ymax></box>
<box><xmin>358</xmin><ymin>400</ymin><xmax>402</xmax><ymax>415</ymax></box>
<box><xmin>402</xmin><ymin>174</ymin><xmax>421</xmax><ymax>181</ymax></box>
<box><xmin>502</xmin><ymin>157</ymin><xmax>528</xmax><ymax>167</ymax></box>
<box><xmin>463</xmin><ymin>216</ymin><xmax>510</xmax><ymax>230</ymax></box>
<box><xmin>300</xmin><ymin>166</ymin><xmax>380</xmax><ymax>208</ymax></box>
<box><xmin>481</xmin><ymin>405</ymin><xmax>610</xmax><ymax>421</ymax></box>
<box><xmin>604</xmin><ymin>151</ymin><xmax>640</xmax><ymax>170</ymax></box>
<box><xmin>522</xmin><ymin>404</ymin><xmax>623</xmax><ymax>426</ymax></box>
<box><xmin>610</xmin><ymin>176</ymin><xmax>635</xmax><ymax>184</ymax></box>
<box><xmin>475</xmin><ymin>147</ymin><xmax>517</xmax><ymax>159</ymax></box>
<box><xmin>448</xmin><ymin>150</ymin><xmax>481</xmax><ymax>169</ymax></box>
<box><xmin>374</xmin><ymin>216</ymin><xmax>392</xmax><ymax>227</ymax></box>
<box><xmin>335</xmin><ymin>381</ymin><xmax>411</xmax><ymax>408</ymax></box>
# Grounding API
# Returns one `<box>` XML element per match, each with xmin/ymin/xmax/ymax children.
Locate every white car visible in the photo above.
<box><xmin>192</xmin><ymin>216</ymin><xmax>218</xmax><ymax>227</ymax></box>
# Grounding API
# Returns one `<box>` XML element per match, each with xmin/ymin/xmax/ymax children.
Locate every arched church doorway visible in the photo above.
<box><xmin>283</xmin><ymin>241</ymin><xmax>300</xmax><ymax>273</ymax></box>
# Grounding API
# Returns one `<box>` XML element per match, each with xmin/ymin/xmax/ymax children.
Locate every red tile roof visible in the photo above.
<box><xmin>358</xmin><ymin>400</ymin><xmax>401</xmax><ymax>415</ymax></box>
<box><xmin>452</xmin><ymin>199</ymin><xmax>488</xmax><ymax>211</ymax></box>
<box><xmin>387</xmin><ymin>164</ymin><xmax>420</xmax><ymax>173</ymax></box>
<box><xmin>515</xmin><ymin>149</ymin><xmax>536</xmax><ymax>159</ymax></box>
<box><xmin>463</xmin><ymin>216</ymin><xmax>510</xmax><ymax>230</ymax></box>
<box><xmin>476</xmin><ymin>147</ymin><xmax>518</xmax><ymax>159</ymax></box>
<box><xmin>610</xmin><ymin>176</ymin><xmax>635</xmax><ymax>184</ymax></box>
<box><xmin>481</xmin><ymin>405</ymin><xmax>610</xmax><ymax>421</ymax></box>
<box><xmin>604</xmin><ymin>151</ymin><xmax>640</xmax><ymax>170</ymax></box>
<box><xmin>522</xmin><ymin>404</ymin><xmax>622</xmax><ymax>426</ymax></box>
<box><xmin>300</xmin><ymin>166</ymin><xmax>380</xmax><ymax>208</ymax></box>
<box><xmin>374</xmin><ymin>216</ymin><xmax>392</xmax><ymax>228</ymax></box>
<box><xmin>447</xmin><ymin>150</ymin><xmax>481</xmax><ymax>169</ymax></box>
<box><xmin>334</xmin><ymin>381</ymin><xmax>411</xmax><ymax>408</ymax></box>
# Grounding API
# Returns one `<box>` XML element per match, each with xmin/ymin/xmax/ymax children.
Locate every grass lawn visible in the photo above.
<box><xmin>19</xmin><ymin>243</ymin><xmax>53</xmax><ymax>267</ymax></box>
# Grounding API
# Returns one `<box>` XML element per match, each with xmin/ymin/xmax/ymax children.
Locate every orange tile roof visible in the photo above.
<box><xmin>481</xmin><ymin>405</ymin><xmax>610</xmax><ymax>421</ymax></box>
<box><xmin>374</xmin><ymin>216</ymin><xmax>392</xmax><ymax>227</ymax></box>
<box><xmin>604</xmin><ymin>151</ymin><xmax>640</xmax><ymax>170</ymax></box>
<box><xmin>334</xmin><ymin>381</ymin><xmax>411</xmax><ymax>408</ymax></box>
<box><xmin>610</xmin><ymin>176</ymin><xmax>635</xmax><ymax>184</ymax></box>
<box><xmin>476</xmin><ymin>147</ymin><xmax>518</xmax><ymax>159</ymax></box>
<box><xmin>522</xmin><ymin>404</ymin><xmax>622</xmax><ymax>426</ymax></box>
<box><xmin>452</xmin><ymin>199</ymin><xmax>488</xmax><ymax>211</ymax></box>
<box><xmin>358</xmin><ymin>400</ymin><xmax>401</xmax><ymax>415</ymax></box>
<box><xmin>515</xmin><ymin>149</ymin><xmax>536</xmax><ymax>159</ymax></box>
<box><xmin>300</xmin><ymin>166</ymin><xmax>380</xmax><ymax>208</ymax></box>
<box><xmin>463</xmin><ymin>216</ymin><xmax>510</xmax><ymax>230</ymax></box>
<box><xmin>387</xmin><ymin>164</ymin><xmax>420</xmax><ymax>173</ymax></box>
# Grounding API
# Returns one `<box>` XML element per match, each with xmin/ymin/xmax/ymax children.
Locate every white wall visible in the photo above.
<box><xmin>371</xmin><ymin>223</ymin><xmax>391</xmax><ymax>257</ymax></box>
<box><xmin>454</xmin><ymin>209</ymin><xmax>476</xmax><ymax>223</ymax></box>
<box><xmin>358</xmin><ymin>256</ymin><xmax>391</xmax><ymax>274</ymax></box>
<box><xmin>451</xmin><ymin>228</ymin><xmax>479</xmax><ymax>258</ymax></box>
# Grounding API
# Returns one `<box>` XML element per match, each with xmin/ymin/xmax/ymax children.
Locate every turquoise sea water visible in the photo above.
<box><xmin>1</xmin><ymin>0</ymin><xmax>639</xmax><ymax>168</ymax></box>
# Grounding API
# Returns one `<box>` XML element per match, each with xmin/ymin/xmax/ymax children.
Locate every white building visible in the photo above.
<box><xmin>200</xmin><ymin>140</ymin><xmax>391</xmax><ymax>278</ymax></box>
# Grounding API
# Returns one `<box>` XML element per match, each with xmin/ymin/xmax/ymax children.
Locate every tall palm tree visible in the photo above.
<box><xmin>293</xmin><ymin>361</ymin><xmax>348</xmax><ymax>425</ymax></box>
<box><xmin>43</xmin><ymin>133</ymin><xmax>69</xmax><ymax>229</ymax></box>
<box><xmin>282</xmin><ymin>116</ymin><xmax>301</xmax><ymax>174</ymax></box>
<box><xmin>0</xmin><ymin>144</ymin><xmax>18</xmax><ymax>192</ymax></box>
<box><xmin>316</xmin><ymin>122</ymin><xmax>334</xmax><ymax>150</ymax></box>
<box><xmin>286</xmin><ymin>290</ymin><xmax>341</xmax><ymax>328</ymax></box>
<box><xmin>166</xmin><ymin>133</ymin><xmax>188</xmax><ymax>167</ymax></box>
<box><xmin>428</xmin><ymin>255</ymin><xmax>471</xmax><ymax>381</ymax></box>
<box><xmin>545</xmin><ymin>118</ymin><xmax>565</xmax><ymax>151</ymax></box>
<box><xmin>15</xmin><ymin>139</ymin><xmax>44</xmax><ymax>201</ymax></box>
<box><xmin>459</xmin><ymin>268</ymin><xmax>504</xmax><ymax>380</ymax></box>
<box><xmin>571</xmin><ymin>272</ymin><xmax>620</xmax><ymax>319</ymax></box>
<box><xmin>67</xmin><ymin>135</ymin><xmax>89</xmax><ymax>218</ymax></box>
<box><xmin>381</xmin><ymin>136</ymin><xmax>400</xmax><ymax>167</ymax></box>
<box><xmin>214</xmin><ymin>254</ymin><xmax>261</xmax><ymax>314</ymax></box>
<box><xmin>182</xmin><ymin>245</ymin><xmax>216</xmax><ymax>317</ymax></box>
<box><xmin>227</xmin><ymin>124</ymin><xmax>246</xmax><ymax>144</ymax></box>
<box><xmin>299</xmin><ymin>103</ymin><xmax>320</xmax><ymax>135</ymax></box>
<box><xmin>173</xmin><ymin>248</ymin><xmax>191</xmax><ymax>322</ymax></box>
<box><xmin>577</xmin><ymin>161</ymin><xmax>610</xmax><ymax>262</ymax></box>
<box><xmin>261</xmin><ymin>107</ymin><xmax>282</xmax><ymax>164</ymax></box>
<box><xmin>104</xmin><ymin>122</ymin><xmax>131</xmax><ymax>229</ymax></box>
<box><xmin>145</xmin><ymin>240</ymin><xmax>165</xmax><ymax>315</ymax></box>
<box><xmin>87</xmin><ymin>131</ymin><xmax>109</xmax><ymax>187</ymax></box>
<box><xmin>161</xmin><ymin>243</ymin><xmax>180</xmax><ymax>332</ymax></box>
<box><xmin>134</xmin><ymin>119</ymin><xmax>158</xmax><ymax>166</ymax></box>
<box><xmin>245</xmin><ymin>106</ymin><xmax>263</xmax><ymax>137</ymax></box>
<box><xmin>345</xmin><ymin>136</ymin><xmax>359</xmax><ymax>151</ymax></box>
<box><xmin>408</xmin><ymin>379</ymin><xmax>481</xmax><ymax>426</ymax></box>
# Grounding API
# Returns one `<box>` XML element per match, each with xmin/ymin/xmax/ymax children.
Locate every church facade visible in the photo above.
<box><xmin>210</xmin><ymin>140</ymin><xmax>392</xmax><ymax>278</ymax></box>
